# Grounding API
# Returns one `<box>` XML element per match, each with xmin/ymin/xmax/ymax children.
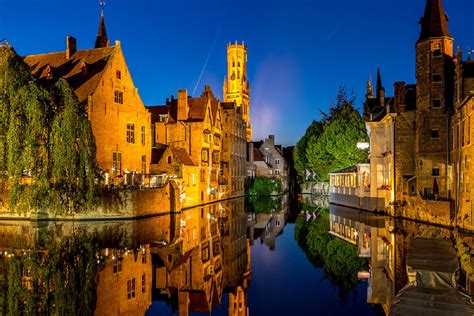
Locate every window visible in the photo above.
<box><xmin>113</xmin><ymin>258</ymin><xmax>123</xmax><ymax>274</ymax></box>
<box><xmin>126</xmin><ymin>124</ymin><xmax>135</xmax><ymax>143</ymax></box>
<box><xmin>201</xmin><ymin>227</ymin><xmax>207</xmax><ymax>241</ymax></box>
<box><xmin>167</xmin><ymin>156</ymin><xmax>172</xmax><ymax>164</ymax></box>
<box><xmin>112</xmin><ymin>152</ymin><xmax>122</xmax><ymax>176</ymax></box>
<box><xmin>274</xmin><ymin>169</ymin><xmax>280</xmax><ymax>175</ymax></box>
<box><xmin>200</xmin><ymin>169</ymin><xmax>206</xmax><ymax>182</ymax></box>
<box><xmin>212</xmin><ymin>151</ymin><xmax>220</xmax><ymax>164</ymax></box>
<box><xmin>141</xmin><ymin>126</ymin><xmax>145</xmax><ymax>145</ymax></box>
<box><xmin>432</xmin><ymin>168</ymin><xmax>440</xmax><ymax>176</ymax></box>
<box><xmin>433</xmin><ymin>99</ymin><xmax>441</xmax><ymax>109</ymax></box>
<box><xmin>431</xmin><ymin>129</ymin><xmax>439</xmax><ymax>139</ymax></box>
<box><xmin>114</xmin><ymin>90</ymin><xmax>124</xmax><ymax>104</ymax></box>
<box><xmin>141</xmin><ymin>155</ymin><xmax>146</xmax><ymax>175</ymax></box>
<box><xmin>127</xmin><ymin>278</ymin><xmax>136</xmax><ymax>300</ymax></box>
<box><xmin>142</xmin><ymin>274</ymin><xmax>146</xmax><ymax>293</ymax></box>
<box><xmin>214</xmin><ymin>135</ymin><xmax>220</xmax><ymax>145</ymax></box>
<box><xmin>116</xmin><ymin>70</ymin><xmax>122</xmax><ymax>80</ymax></box>
<box><xmin>468</xmin><ymin>116</ymin><xmax>471</xmax><ymax>145</ymax></box>
<box><xmin>202</xmin><ymin>245</ymin><xmax>210</xmax><ymax>263</ymax></box>
<box><xmin>201</xmin><ymin>149</ymin><xmax>209</xmax><ymax>163</ymax></box>
<box><xmin>275</xmin><ymin>159</ymin><xmax>280</xmax><ymax>165</ymax></box>
<box><xmin>433</xmin><ymin>49</ymin><xmax>441</xmax><ymax>57</ymax></box>
<box><xmin>433</xmin><ymin>75</ymin><xmax>442</xmax><ymax>82</ymax></box>
<box><xmin>232</xmin><ymin>60</ymin><xmax>235</xmax><ymax>67</ymax></box>
<box><xmin>159</xmin><ymin>115</ymin><xmax>167</xmax><ymax>123</ymax></box>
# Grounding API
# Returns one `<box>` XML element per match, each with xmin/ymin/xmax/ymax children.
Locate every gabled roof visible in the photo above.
<box><xmin>418</xmin><ymin>0</ymin><xmax>451</xmax><ymax>42</ymax></box>
<box><xmin>24</xmin><ymin>46</ymin><xmax>116</xmax><ymax>103</ymax></box>
<box><xmin>187</xmin><ymin>97</ymin><xmax>208</xmax><ymax>121</ymax></box>
<box><xmin>367</xmin><ymin>84</ymin><xmax>416</xmax><ymax>122</ymax></box>
<box><xmin>146</xmin><ymin>105</ymin><xmax>170</xmax><ymax>123</ymax></box>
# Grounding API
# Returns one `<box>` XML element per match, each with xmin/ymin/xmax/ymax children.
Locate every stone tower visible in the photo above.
<box><xmin>223</xmin><ymin>42</ymin><xmax>251</xmax><ymax>142</ymax></box>
<box><xmin>415</xmin><ymin>0</ymin><xmax>455</xmax><ymax>199</ymax></box>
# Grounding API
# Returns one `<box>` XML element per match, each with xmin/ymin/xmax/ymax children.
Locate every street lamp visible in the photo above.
<box><xmin>357</xmin><ymin>142</ymin><xmax>370</xmax><ymax>150</ymax></box>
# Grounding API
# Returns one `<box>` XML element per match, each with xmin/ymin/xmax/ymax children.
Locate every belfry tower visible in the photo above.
<box><xmin>223</xmin><ymin>42</ymin><xmax>252</xmax><ymax>142</ymax></box>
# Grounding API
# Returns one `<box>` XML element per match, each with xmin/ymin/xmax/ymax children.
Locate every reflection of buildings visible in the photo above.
<box><xmin>152</xmin><ymin>198</ymin><xmax>251</xmax><ymax>315</ymax></box>
<box><xmin>95</xmin><ymin>246</ymin><xmax>152</xmax><ymax>316</ymax></box>
<box><xmin>328</xmin><ymin>203</ymin><xmax>473</xmax><ymax>315</ymax></box>
<box><xmin>247</xmin><ymin>195</ymin><xmax>289</xmax><ymax>251</ymax></box>
<box><xmin>329</xmin><ymin>204</ymin><xmax>395</xmax><ymax>314</ymax></box>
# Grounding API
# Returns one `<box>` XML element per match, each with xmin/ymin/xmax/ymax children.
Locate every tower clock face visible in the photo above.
<box><xmin>231</xmin><ymin>74</ymin><xmax>236</xmax><ymax>81</ymax></box>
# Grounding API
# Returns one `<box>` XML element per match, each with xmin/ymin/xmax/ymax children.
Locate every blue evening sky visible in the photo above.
<box><xmin>0</xmin><ymin>0</ymin><xmax>472</xmax><ymax>146</ymax></box>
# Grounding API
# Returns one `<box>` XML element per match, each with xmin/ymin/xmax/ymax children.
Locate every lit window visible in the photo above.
<box><xmin>127</xmin><ymin>278</ymin><xmax>136</xmax><ymax>300</ymax></box>
<box><xmin>201</xmin><ymin>149</ymin><xmax>209</xmax><ymax>163</ymax></box>
<box><xmin>112</xmin><ymin>152</ymin><xmax>122</xmax><ymax>176</ymax></box>
<box><xmin>113</xmin><ymin>257</ymin><xmax>123</xmax><ymax>274</ymax></box>
<box><xmin>212</xmin><ymin>151</ymin><xmax>220</xmax><ymax>164</ymax></box>
<box><xmin>114</xmin><ymin>90</ymin><xmax>124</xmax><ymax>104</ymax></box>
<box><xmin>126</xmin><ymin>124</ymin><xmax>135</xmax><ymax>143</ymax></box>
<box><xmin>141</xmin><ymin>155</ymin><xmax>146</xmax><ymax>175</ymax></box>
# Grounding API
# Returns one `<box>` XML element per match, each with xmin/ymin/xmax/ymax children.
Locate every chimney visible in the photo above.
<box><xmin>177</xmin><ymin>89</ymin><xmax>188</xmax><ymax>121</ymax></box>
<box><xmin>66</xmin><ymin>36</ymin><xmax>77</xmax><ymax>59</ymax></box>
<box><xmin>268</xmin><ymin>135</ymin><xmax>275</xmax><ymax>146</ymax></box>
<box><xmin>394</xmin><ymin>81</ymin><xmax>406</xmax><ymax>111</ymax></box>
<box><xmin>248</xmin><ymin>142</ymin><xmax>254</xmax><ymax>163</ymax></box>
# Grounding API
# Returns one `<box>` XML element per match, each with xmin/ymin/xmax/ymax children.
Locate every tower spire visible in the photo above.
<box><xmin>418</xmin><ymin>0</ymin><xmax>451</xmax><ymax>42</ymax></box>
<box><xmin>95</xmin><ymin>1</ymin><xmax>109</xmax><ymax>49</ymax></box>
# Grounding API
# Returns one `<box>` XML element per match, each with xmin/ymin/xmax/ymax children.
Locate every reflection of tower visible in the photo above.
<box><xmin>223</xmin><ymin>42</ymin><xmax>251</xmax><ymax>141</ymax></box>
<box><xmin>228</xmin><ymin>286</ymin><xmax>249</xmax><ymax>316</ymax></box>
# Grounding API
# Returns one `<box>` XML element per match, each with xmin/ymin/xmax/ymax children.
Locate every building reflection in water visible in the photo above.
<box><xmin>0</xmin><ymin>197</ymin><xmax>295</xmax><ymax>315</ymax></box>
<box><xmin>328</xmin><ymin>203</ymin><xmax>474</xmax><ymax>315</ymax></box>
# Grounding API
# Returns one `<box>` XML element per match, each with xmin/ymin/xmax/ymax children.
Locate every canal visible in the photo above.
<box><xmin>0</xmin><ymin>195</ymin><xmax>471</xmax><ymax>315</ymax></box>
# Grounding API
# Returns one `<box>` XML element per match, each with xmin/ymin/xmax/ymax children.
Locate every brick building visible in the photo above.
<box><xmin>24</xmin><ymin>11</ymin><xmax>151</xmax><ymax>179</ymax></box>
<box><xmin>148</xmin><ymin>86</ymin><xmax>224</xmax><ymax>205</ymax></box>
<box><xmin>363</xmin><ymin>0</ymin><xmax>474</xmax><ymax>230</ymax></box>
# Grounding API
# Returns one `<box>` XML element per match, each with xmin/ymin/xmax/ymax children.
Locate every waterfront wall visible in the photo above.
<box><xmin>301</xmin><ymin>182</ymin><xmax>329</xmax><ymax>196</ymax></box>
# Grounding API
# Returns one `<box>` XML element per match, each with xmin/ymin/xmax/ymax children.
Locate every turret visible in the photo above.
<box><xmin>95</xmin><ymin>10</ymin><xmax>109</xmax><ymax>48</ymax></box>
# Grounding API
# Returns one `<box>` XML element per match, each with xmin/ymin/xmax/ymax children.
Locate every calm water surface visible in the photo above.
<box><xmin>0</xmin><ymin>195</ymin><xmax>465</xmax><ymax>315</ymax></box>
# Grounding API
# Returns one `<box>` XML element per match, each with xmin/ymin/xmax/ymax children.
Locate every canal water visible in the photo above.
<box><xmin>0</xmin><ymin>195</ymin><xmax>468</xmax><ymax>315</ymax></box>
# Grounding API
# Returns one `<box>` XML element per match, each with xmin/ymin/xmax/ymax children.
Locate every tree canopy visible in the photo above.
<box><xmin>294</xmin><ymin>87</ymin><xmax>368</xmax><ymax>182</ymax></box>
<box><xmin>0</xmin><ymin>45</ymin><xmax>98</xmax><ymax>214</ymax></box>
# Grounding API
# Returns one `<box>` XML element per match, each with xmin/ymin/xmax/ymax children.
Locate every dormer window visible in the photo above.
<box><xmin>159</xmin><ymin>114</ymin><xmax>168</xmax><ymax>123</ymax></box>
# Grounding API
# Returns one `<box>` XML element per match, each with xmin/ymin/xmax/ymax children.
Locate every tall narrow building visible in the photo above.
<box><xmin>223</xmin><ymin>42</ymin><xmax>252</xmax><ymax>142</ymax></box>
<box><xmin>415</xmin><ymin>0</ymin><xmax>455</xmax><ymax>199</ymax></box>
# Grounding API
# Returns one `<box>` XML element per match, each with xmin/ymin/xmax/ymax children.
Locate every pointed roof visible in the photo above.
<box><xmin>418</xmin><ymin>0</ymin><xmax>451</xmax><ymax>42</ymax></box>
<box><xmin>376</xmin><ymin>67</ymin><xmax>383</xmax><ymax>91</ymax></box>
<box><xmin>95</xmin><ymin>11</ymin><xmax>109</xmax><ymax>49</ymax></box>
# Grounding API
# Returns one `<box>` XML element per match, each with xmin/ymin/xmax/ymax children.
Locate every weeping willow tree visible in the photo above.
<box><xmin>0</xmin><ymin>45</ymin><xmax>98</xmax><ymax>214</ymax></box>
<box><xmin>49</xmin><ymin>80</ymin><xmax>98</xmax><ymax>212</ymax></box>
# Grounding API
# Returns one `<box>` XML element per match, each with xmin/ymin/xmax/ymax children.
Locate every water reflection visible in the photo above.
<box><xmin>1</xmin><ymin>196</ymin><xmax>471</xmax><ymax>315</ymax></box>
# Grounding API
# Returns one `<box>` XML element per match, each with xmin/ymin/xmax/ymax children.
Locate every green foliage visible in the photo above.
<box><xmin>295</xmin><ymin>208</ymin><xmax>368</xmax><ymax>293</ymax></box>
<box><xmin>294</xmin><ymin>87</ymin><xmax>368</xmax><ymax>182</ymax></box>
<box><xmin>246</xmin><ymin>177</ymin><xmax>282</xmax><ymax>196</ymax></box>
<box><xmin>246</xmin><ymin>195</ymin><xmax>283</xmax><ymax>214</ymax></box>
<box><xmin>0</xmin><ymin>45</ymin><xmax>99</xmax><ymax>214</ymax></box>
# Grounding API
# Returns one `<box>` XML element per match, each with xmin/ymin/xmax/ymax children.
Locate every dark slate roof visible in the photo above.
<box><xmin>418</xmin><ymin>0</ymin><xmax>451</xmax><ymax>42</ymax></box>
<box><xmin>24</xmin><ymin>46</ymin><xmax>116</xmax><ymax>103</ymax></box>
<box><xmin>330</xmin><ymin>165</ymin><xmax>358</xmax><ymax>174</ymax></box>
